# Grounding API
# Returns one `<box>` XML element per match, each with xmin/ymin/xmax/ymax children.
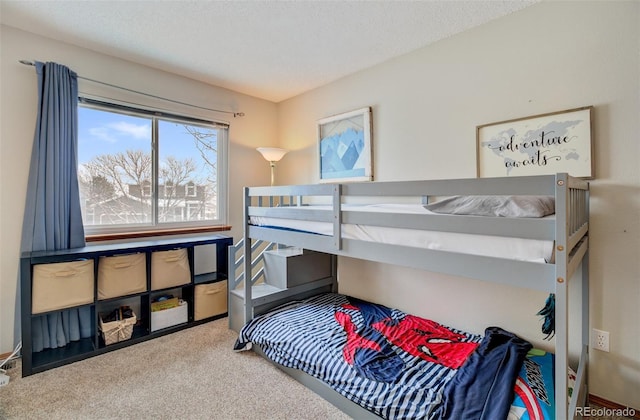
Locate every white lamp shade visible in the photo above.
<box><xmin>257</xmin><ymin>147</ymin><xmax>288</xmax><ymax>162</ymax></box>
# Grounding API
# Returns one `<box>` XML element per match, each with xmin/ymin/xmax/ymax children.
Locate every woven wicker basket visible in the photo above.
<box><xmin>100</xmin><ymin>312</ymin><xmax>137</xmax><ymax>345</ymax></box>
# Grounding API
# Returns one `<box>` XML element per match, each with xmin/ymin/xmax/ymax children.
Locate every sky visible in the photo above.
<box><xmin>77</xmin><ymin>106</ymin><xmax>217</xmax><ymax>167</ymax></box>
<box><xmin>78</xmin><ymin>107</ymin><xmax>218</xmax><ymax>164</ymax></box>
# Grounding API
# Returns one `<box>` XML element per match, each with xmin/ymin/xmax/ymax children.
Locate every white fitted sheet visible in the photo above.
<box><xmin>250</xmin><ymin>204</ymin><xmax>554</xmax><ymax>263</ymax></box>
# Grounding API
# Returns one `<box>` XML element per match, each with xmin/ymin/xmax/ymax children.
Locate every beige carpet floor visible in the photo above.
<box><xmin>0</xmin><ymin>318</ymin><xmax>350</xmax><ymax>420</ymax></box>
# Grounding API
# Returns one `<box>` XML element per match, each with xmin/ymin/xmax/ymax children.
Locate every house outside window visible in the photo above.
<box><xmin>77</xmin><ymin>99</ymin><xmax>228</xmax><ymax>234</ymax></box>
<box><xmin>164</xmin><ymin>181</ymin><xmax>175</xmax><ymax>198</ymax></box>
<box><xmin>141</xmin><ymin>181</ymin><xmax>152</xmax><ymax>197</ymax></box>
<box><xmin>186</xmin><ymin>181</ymin><xmax>196</xmax><ymax>197</ymax></box>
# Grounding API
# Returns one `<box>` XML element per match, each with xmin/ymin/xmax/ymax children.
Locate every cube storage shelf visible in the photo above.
<box><xmin>20</xmin><ymin>234</ymin><xmax>233</xmax><ymax>377</ymax></box>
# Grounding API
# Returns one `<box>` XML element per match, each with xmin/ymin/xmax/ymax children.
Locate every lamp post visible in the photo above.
<box><xmin>256</xmin><ymin>147</ymin><xmax>288</xmax><ymax>186</ymax></box>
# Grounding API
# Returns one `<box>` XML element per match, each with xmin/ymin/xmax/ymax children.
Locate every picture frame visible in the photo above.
<box><xmin>476</xmin><ymin>106</ymin><xmax>594</xmax><ymax>179</ymax></box>
<box><xmin>318</xmin><ymin>107</ymin><xmax>373</xmax><ymax>183</ymax></box>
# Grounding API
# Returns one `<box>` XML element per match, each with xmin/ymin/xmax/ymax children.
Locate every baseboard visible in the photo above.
<box><xmin>589</xmin><ymin>394</ymin><xmax>640</xmax><ymax>419</ymax></box>
<box><xmin>0</xmin><ymin>352</ymin><xmax>12</xmax><ymax>360</ymax></box>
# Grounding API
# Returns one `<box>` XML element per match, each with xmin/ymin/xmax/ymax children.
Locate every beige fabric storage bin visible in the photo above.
<box><xmin>151</xmin><ymin>301</ymin><xmax>188</xmax><ymax>331</ymax></box>
<box><xmin>151</xmin><ymin>249</ymin><xmax>191</xmax><ymax>290</ymax></box>
<box><xmin>32</xmin><ymin>259</ymin><xmax>94</xmax><ymax>314</ymax></box>
<box><xmin>97</xmin><ymin>253</ymin><xmax>146</xmax><ymax>300</ymax></box>
<box><xmin>194</xmin><ymin>281</ymin><xmax>227</xmax><ymax>321</ymax></box>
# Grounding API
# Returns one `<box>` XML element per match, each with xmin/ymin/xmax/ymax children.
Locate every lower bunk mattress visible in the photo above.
<box><xmin>235</xmin><ymin>293</ymin><xmax>562</xmax><ymax>420</ymax></box>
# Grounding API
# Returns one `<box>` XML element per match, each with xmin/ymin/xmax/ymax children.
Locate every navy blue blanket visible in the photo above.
<box><xmin>434</xmin><ymin>326</ymin><xmax>532</xmax><ymax>420</ymax></box>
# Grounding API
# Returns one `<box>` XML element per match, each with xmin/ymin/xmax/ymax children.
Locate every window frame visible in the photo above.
<box><xmin>78</xmin><ymin>97</ymin><xmax>229</xmax><ymax>238</ymax></box>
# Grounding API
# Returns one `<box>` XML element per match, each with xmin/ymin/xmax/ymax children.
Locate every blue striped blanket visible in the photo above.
<box><xmin>236</xmin><ymin>293</ymin><xmax>531</xmax><ymax>419</ymax></box>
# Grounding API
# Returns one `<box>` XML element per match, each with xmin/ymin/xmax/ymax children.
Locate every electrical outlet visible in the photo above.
<box><xmin>0</xmin><ymin>373</ymin><xmax>9</xmax><ymax>387</ymax></box>
<box><xmin>592</xmin><ymin>328</ymin><xmax>610</xmax><ymax>352</ymax></box>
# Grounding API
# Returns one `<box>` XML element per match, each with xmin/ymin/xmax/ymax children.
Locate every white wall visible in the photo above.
<box><xmin>277</xmin><ymin>1</ymin><xmax>639</xmax><ymax>409</ymax></box>
<box><xmin>0</xmin><ymin>25</ymin><xmax>276</xmax><ymax>355</ymax></box>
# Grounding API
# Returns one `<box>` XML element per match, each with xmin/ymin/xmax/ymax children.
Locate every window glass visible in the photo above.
<box><xmin>77</xmin><ymin>102</ymin><xmax>227</xmax><ymax>234</ymax></box>
<box><xmin>157</xmin><ymin>120</ymin><xmax>219</xmax><ymax>224</ymax></box>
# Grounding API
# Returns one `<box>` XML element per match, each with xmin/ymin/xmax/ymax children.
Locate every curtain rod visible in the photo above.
<box><xmin>19</xmin><ymin>60</ymin><xmax>245</xmax><ymax>118</ymax></box>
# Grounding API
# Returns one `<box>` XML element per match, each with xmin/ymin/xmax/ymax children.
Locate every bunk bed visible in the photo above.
<box><xmin>229</xmin><ymin>173</ymin><xmax>589</xmax><ymax>420</ymax></box>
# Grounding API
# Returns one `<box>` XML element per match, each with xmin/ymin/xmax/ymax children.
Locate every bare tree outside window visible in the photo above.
<box><xmin>79</xmin><ymin>149</ymin><xmax>152</xmax><ymax>224</ymax></box>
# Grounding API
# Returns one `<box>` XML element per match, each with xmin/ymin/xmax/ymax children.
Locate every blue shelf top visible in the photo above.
<box><xmin>22</xmin><ymin>234</ymin><xmax>233</xmax><ymax>261</ymax></box>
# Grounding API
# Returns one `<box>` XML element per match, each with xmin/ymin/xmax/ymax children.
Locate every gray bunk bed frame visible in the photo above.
<box><xmin>228</xmin><ymin>172</ymin><xmax>589</xmax><ymax>420</ymax></box>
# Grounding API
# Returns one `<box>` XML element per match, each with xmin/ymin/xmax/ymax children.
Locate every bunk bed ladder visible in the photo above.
<box><xmin>228</xmin><ymin>237</ymin><xmax>276</xmax><ymax>331</ymax></box>
<box><xmin>229</xmin><ymin>238</ymin><xmax>275</xmax><ymax>290</ymax></box>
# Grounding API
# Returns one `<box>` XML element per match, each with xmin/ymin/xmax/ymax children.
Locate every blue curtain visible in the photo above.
<box><xmin>21</xmin><ymin>62</ymin><xmax>91</xmax><ymax>352</ymax></box>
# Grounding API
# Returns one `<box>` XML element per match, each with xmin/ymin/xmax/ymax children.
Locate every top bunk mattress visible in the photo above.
<box><xmin>250</xmin><ymin>203</ymin><xmax>555</xmax><ymax>263</ymax></box>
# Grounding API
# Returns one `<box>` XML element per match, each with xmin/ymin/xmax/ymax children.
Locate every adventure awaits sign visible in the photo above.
<box><xmin>477</xmin><ymin>107</ymin><xmax>593</xmax><ymax>178</ymax></box>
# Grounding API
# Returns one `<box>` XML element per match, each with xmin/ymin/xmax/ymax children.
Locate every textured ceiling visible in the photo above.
<box><xmin>1</xmin><ymin>1</ymin><xmax>538</xmax><ymax>102</ymax></box>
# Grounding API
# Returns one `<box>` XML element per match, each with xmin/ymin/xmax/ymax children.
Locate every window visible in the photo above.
<box><xmin>77</xmin><ymin>99</ymin><xmax>228</xmax><ymax>234</ymax></box>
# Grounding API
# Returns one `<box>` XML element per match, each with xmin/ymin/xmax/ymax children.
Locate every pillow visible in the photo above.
<box><xmin>509</xmin><ymin>349</ymin><xmax>556</xmax><ymax>420</ymax></box>
<box><xmin>424</xmin><ymin>195</ymin><xmax>555</xmax><ymax>218</ymax></box>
